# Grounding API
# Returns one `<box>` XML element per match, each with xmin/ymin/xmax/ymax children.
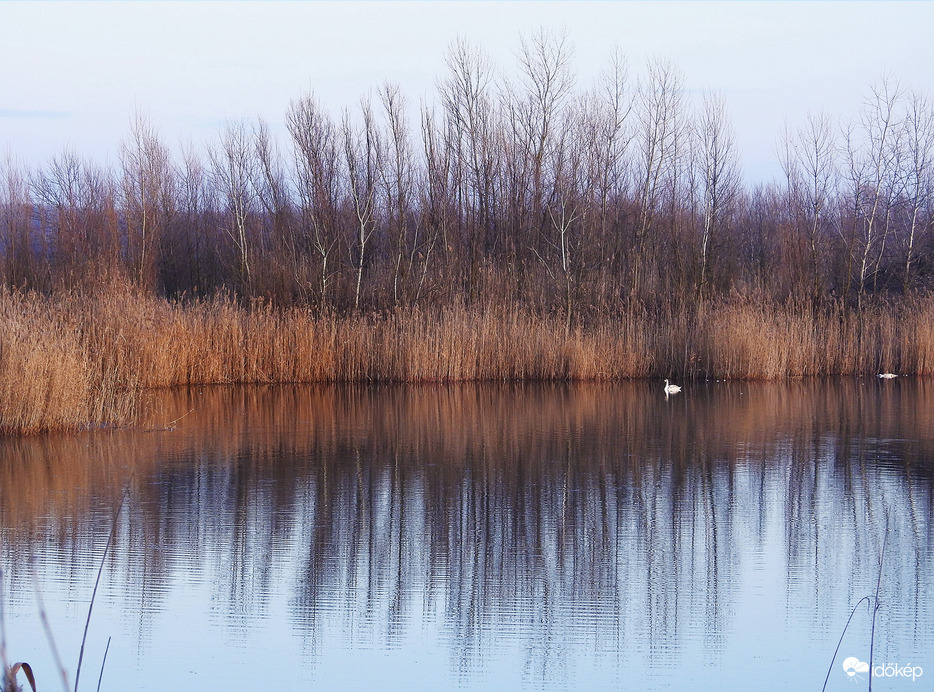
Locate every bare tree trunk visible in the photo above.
<box><xmin>120</xmin><ymin>111</ymin><xmax>174</xmax><ymax>290</ymax></box>
<box><xmin>417</xmin><ymin>106</ymin><xmax>452</xmax><ymax>307</ymax></box>
<box><xmin>780</xmin><ymin>111</ymin><xmax>836</xmax><ymax>304</ymax></box>
<box><xmin>694</xmin><ymin>91</ymin><xmax>740</xmax><ymax>299</ymax></box>
<box><xmin>287</xmin><ymin>93</ymin><xmax>342</xmax><ymax>310</ymax></box>
<box><xmin>439</xmin><ymin>37</ymin><xmax>497</xmax><ymax>300</ymax></box>
<box><xmin>343</xmin><ymin>97</ymin><xmax>382</xmax><ymax>312</ymax></box>
<box><xmin>633</xmin><ymin>58</ymin><xmax>684</xmax><ymax>300</ymax></box>
<box><xmin>379</xmin><ymin>83</ymin><xmax>415</xmax><ymax>306</ymax></box>
<box><xmin>902</xmin><ymin>92</ymin><xmax>933</xmax><ymax>292</ymax></box>
<box><xmin>593</xmin><ymin>49</ymin><xmax>634</xmax><ymax>276</ymax></box>
<box><xmin>854</xmin><ymin>78</ymin><xmax>902</xmax><ymax>303</ymax></box>
<box><xmin>209</xmin><ymin>121</ymin><xmax>257</xmax><ymax>290</ymax></box>
<box><xmin>253</xmin><ymin>117</ymin><xmax>294</xmax><ymax>300</ymax></box>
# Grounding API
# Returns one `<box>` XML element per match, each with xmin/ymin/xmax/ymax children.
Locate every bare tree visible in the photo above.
<box><xmin>209</xmin><ymin>121</ymin><xmax>257</xmax><ymax>288</ymax></box>
<box><xmin>120</xmin><ymin>111</ymin><xmax>174</xmax><ymax>289</ymax></box>
<box><xmin>536</xmin><ymin>105</ymin><xmax>584</xmax><ymax>334</ymax></box>
<box><xmin>173</xmin><ymin>143</ymin><xmax>213</xmax><ymax>294</ymax></box>
<box><xmin>901</xmin><ymin>91</ymin><xmax>934</xmax><ymax>290</ymax></box>
<box><xmin>839</xmin><ymin>121</ymin><xmax>868</xmax><ymax>298</ymax></box>
<box><xmin>779</xmin><ymin>112</ymin><xmax>837</xmax><ymax>302</ymax></box>
<box><xmin>32</xmin><ymin>150</ymin><xmax>118</xmax><ymax>287</ymax></box>
<box><xmin>342</xmin><ymin>96</ymin><xmax>382</xmax><ymax>311</ymax></box>
<box><xmin>849</xmin><ymin>77</ymin><xmax>903</xmax><ymax>303</ymax></box>
<box><xmin>694</xmin><ymin>91</ymin><xmax>740</xmax><ymax>297</ymax></box>
<box><xmin>253</xmin><ymin>117</ymin><xmax>295</xmax><ymax>299</ymax></box>
<box><xmin>633</xmin><ymin>58</ymin><xmax>685</xmax><ymax>298</ymax></box>
<box><xmin>32</xmin><ymin>150</ymin><xmax>81</xmax><ymax>269</ymax></box>
<box><xmin>438</xmin><ymin>37</ymin><xmax>498</xmax><ymax>291</ymax></box>
<box><xmin>417</xmin><ymin>106</ymin><xmax>454</xmax><ymax>306</ymax></box>
<box><xmin>589</xmin><ymin>48</ymin><xmax>635</xmax><ymax>268</ymax></box>
<box><xmin>515</xmin><ymin>28</ymin><xmax>575</xmax><ymax>217</ymax></box>
<box><xmin>0</xmin><ymin>154</ymin><xmax>38</xmax><ymax>289</ymax></box>
<box><xmin>287</xmin><ymin>93</ymin><xmax>343</xmax><ymax>309</ymax></box>
<box><xmin>253</xmin><ymin>117</ymin><xmax>291</xmax><ymax>244</ymax></box>
<box><xmin>379</xmin><ymin>82</ymin><xmax>417</xmax><ymax>305</ymax></box>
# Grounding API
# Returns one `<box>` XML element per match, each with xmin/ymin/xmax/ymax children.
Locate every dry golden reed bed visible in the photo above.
<box><xmin>2</xmin><ymin>284</ymin><xmax>934</xmax><ymax>434</ymax></box>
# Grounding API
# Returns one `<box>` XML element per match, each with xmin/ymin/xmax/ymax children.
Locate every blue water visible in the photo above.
<box><xmin>1</xmin><ymin>381</ymin><xmax>932</xmax><ymax>690</ymax></box>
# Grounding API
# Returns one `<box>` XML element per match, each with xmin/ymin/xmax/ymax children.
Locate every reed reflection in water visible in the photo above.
<box><xmin>1</xmin><ymin>381</ymin><xmax>933</xmax><ymax>690</ymax></box>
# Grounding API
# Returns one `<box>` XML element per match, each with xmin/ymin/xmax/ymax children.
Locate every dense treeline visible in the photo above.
<box><xmin>2</xmin><ymin>33</ymin><xmax>932</xmax><ymax>319</ymax></box>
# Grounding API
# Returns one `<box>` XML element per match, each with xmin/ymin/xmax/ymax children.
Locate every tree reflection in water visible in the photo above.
<box><xmin>1</xmin><ymin>380</ymin><xmax>932</xmax><ymax>689</ymax></box>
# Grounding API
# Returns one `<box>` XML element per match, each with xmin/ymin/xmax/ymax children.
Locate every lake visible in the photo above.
<box><xmin>1</xmin><ymin>380</ymin><xmax>931</xmax><ymax>690</ymax></box>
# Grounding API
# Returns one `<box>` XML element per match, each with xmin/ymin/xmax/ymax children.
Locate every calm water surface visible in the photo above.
<box><xmin>1</xmin><ymin>381</ymin><xmax>932</xmax><ymax>690</ymax></box>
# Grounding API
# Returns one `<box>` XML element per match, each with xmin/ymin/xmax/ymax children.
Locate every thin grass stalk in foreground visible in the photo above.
<box><xmin>74</xmin><ymin>496</ymin><xmax>124</xmax><ymax>692</ymax></box>
<box><xmin>868</xmin><ymin>519</ymin><xmax>889</xmax><ymax>692</ymax></box>
<box><xmin>821</xmin><ymin>596</ymin><xmax>872</xmax><ymax>691</ymax></box>
<box><xmin>821</xmin><ymin>519</ymin><xmax>889</xmax><ymax>692</ymax></box>
<box><xmin>96</xmin><ymin>636</ymin><xmax>111</xmax><ymax>692</ymax></box>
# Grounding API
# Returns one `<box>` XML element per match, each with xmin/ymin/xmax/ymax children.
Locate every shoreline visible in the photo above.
<box><xmin>2</xmin><ymin>285</ymin><xmax>931</xmax><ymax>436</ymax></box>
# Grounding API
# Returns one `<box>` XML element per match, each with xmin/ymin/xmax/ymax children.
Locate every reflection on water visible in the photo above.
<box><xmin>1</xmin><ymin>381</ymin><xmax>933</xmax><ymax>690</ymax></box>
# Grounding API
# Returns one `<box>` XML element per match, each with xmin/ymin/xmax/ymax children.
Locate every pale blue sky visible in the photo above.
<box><xmin>1</xmin><ymin>1</ymin><xmax>932</xmax><ymax>183</ymax></box>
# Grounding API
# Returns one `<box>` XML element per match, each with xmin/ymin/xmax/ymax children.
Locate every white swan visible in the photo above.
<box><xmin>877</xmin><ymin>373</ymin><xmax>897</xmax><ymax>379</ymax></box>
<box><xmin>663</xmin><ymin>379</ymin><xmax>682</xmax><ymax>395</ymax></box>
